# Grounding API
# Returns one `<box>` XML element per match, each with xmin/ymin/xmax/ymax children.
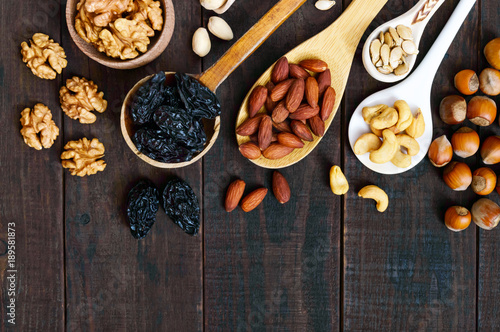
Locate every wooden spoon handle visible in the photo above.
<box><xmin>197</xmin><ymin>0</ymin><xmax>307</xmax><ymax>92</ymax></box>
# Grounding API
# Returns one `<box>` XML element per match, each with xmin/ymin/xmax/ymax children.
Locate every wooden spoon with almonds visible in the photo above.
<box><xmin>236</xmin><ymin>0</ymin><xmax>389</xmax><ymax>169</ymax></box>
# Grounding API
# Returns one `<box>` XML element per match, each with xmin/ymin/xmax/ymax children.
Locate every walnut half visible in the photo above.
<box><xmin>20</xmin><ymin>103</ymin><xmax>59</xmax><ymax>150</ymax></box>
<box><xmin>61</xmin><ymin>138</ymin><xmax>107</xmax><ymax>176</ymax></box>
<box><xmin>20</xmin><ymin>33</ymin><xmax>67</xmax><ymax>80</ymax></box>
<box><xmin>60</xmin><ymin>76</ymin><xmax>107</xmax><ymax>124</ymax></box>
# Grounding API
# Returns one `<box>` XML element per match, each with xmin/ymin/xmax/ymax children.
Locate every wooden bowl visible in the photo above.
<box><xmin>120</xmin><ymin>72</ymin><xmax>220</xmax><ymax>168</ymax></box>
<box><xmin>66</xmin><ymin>0</ymin><xmax>175</xmax><ymax>70</ymax></box>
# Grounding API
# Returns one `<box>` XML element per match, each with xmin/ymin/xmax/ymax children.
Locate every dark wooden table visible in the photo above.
<box><xmin>1</xmin><ymin>0</ymin><xmax>499</xmax><ymax>330</ymax></box>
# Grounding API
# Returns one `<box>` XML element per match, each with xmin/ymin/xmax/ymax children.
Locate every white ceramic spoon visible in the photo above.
<box><xmin>348</xmin><ymin>0</ymin><xmax>476</xmax><ymax>175</ymax></box>
<box><xmin>362</xmin><ymin>0</ymin><xmax>446</xmax><ymax>83</ymax></box>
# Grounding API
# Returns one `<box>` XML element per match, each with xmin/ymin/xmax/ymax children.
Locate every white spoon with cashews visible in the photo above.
<box><xmin>349</xmin><ymin>0</ymin><xmax>477</xmax><ymax>175</ymax></box>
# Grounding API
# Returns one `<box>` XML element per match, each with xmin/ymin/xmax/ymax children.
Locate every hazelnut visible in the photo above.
<box><xmin>428</xmin><ymin>135</ymin><xmax>453</xmax><ymax>167</ymax></box>
<box><xmin>439</xmin><ymin>95</ymin><xmax>466</xmax><ymax>125</ymax></box>
<box><xmin>472</xmin><ymin>167</ymin><xmax>497</xmax><ymax>195</ymax></box>
<box><xmin>471</xmin><ymin>198</ymin><xmax>500</xmax><ymax>230</ymax></box>
<box><xmin>451</xmin><ymin>127</ymin><xmax>480</xmax><ymax>158</ymax></box>
<box><xmin>444</xmin><ymin>206</ymin><xmax>471</xmax><ymax>232</ymax></box>
<box><xmin>467</xmin><ymin>96</ymin><xmax>497</xmax><ymax>126</ymax></box>
<box><xmin>484</xmin><ymin>38</ymin><xmax>500</xmax><ymax>70</ymax></box>
<box><xmin>443</xmin><ymin>161</ymin><xmax>472</xmax><ymax>191</ymax></box>
<box><xmin>480</xmin><ymin>135</ymin><xmax>500</xmax><ymax>165</ymax></box>
<box><xmin>479</xmin><ymin>68</ymin><xmax>500</xmax><ymax>96</ymax></box>
<box><xmin>454</xmin><ymin>69</ymin><xmax>479</xmax><ymax>95</ymax></box>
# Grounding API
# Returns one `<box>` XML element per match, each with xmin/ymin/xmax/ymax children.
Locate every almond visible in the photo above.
<box><xmin>248</xmin><ymin>85</ymin><xmax>268</xmax><ymax>117</ymax></box>
<box><xmin>309</xmin><ymin>115</ymin><xmax>325</xmax><ymax>137</ymax></box>
<box><xmin>271</xmin><ymin>133</ymin><xmax>278</xmax><ymax>142</ymax></box>
<box><xmin>286</xmin><ymin>79</ymin><xmax>305</xmax><ymax>113</ymax></box>
<box><xmin>271</xmin><ymin>101</ymin><xmax>289</xmax><ymax>123</ymax></box>
<box><xmin>305</xmin><ymin>77</ymin><xmax>319</xmax><ymax>108</ymax></box>
<box><xmin>271</xmin><ymin>57</ymin><xmax>289</xmax><ymax>84</ymax></box>
<box><xmin>225</xmin><ymin>179</ymin><xmax>246</xmax><ymax>212</ymax></box>
<box><xmin>299</xmin><ymin>59</ymin><xmax>328</xmax><ymax>72</ymax></box>
<box><xmin>289</xmin><ymin>104</ymin><xmax>320</xmax><ymax>120</ymax></box>
<box><xmin>241</xmin><ymin>188</ymin><xmax>268</xmax><ymax>212</ymax></box>
<box><xmin>277</xmin><ymin>132</ymin><xmax>304</xmax><ymax>148</ymax></box>
<box><xmin>272</xmin><ymin>171</ymin><xmax>291</xmax><ymax>204</ymax></box>
<box><xmin>317</xmin><ymin>69</ymin><xmax>331</xmax><ymax>95</ymax></box>
<box><xmin>320</xmin><ymin>86</ymin><xmax>336</xmax><ymax>121</ymax></box>
<box><xmin>236</xmin><ymin>115</ymin><xmax>263</xmax><ymax>136</ymax></box>
<box><xmin>258</xmin><ymin>115</ymin><xmax>273</xmax><ymax>150</ymax></box>
<box><xmin>265</xmin><ymin>82</ymin><xmax>277</xmax><ymax>112</ymax></box>
<box><xmin>239</xmin><ymin>142</ymin><xmax>262</xmax><ymax>159</ymax></box>
<box><xmin>289</xmin><ymin>64</ymin><xmax>310</xmax><ymax>79</ymax></box>
<box><xmin>270</xmin><ymin>79</ymin><xmax>294</xmax><ymax>102</ymax></box>
<box><xmin>263</xmin><ymin>143</ymin><xmax>295</xmax><ymax>159</ymax></box>
<box><xmin>272</xmin><ymin>120</ymin><xmax>292</xmax><ymax>133</ymax></box>
<box><xmin>291</xmin><ymin>120</ymin><xmax>314</xmax><ymax>141</ymax></box>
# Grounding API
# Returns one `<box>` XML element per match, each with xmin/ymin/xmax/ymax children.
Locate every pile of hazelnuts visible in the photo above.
<box><xmin>428</xmin><ymin>38</ymin><xmax>500</xmax><ymax>233</ymax></box>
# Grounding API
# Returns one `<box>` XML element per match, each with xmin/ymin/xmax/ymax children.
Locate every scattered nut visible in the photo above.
<box><xmin>192</xmin><ymin>27</ymin><xmax>211</xmax><ymax>57</ymax></box>
<box><xmin>480</xmin><ymin>135</ymin><xmax>500</xmax><ymax>165</ymax></box>
<box><xmin>484</xmin><ymin>38</ymin><xmax>500</xmax><ymax>70</ymax></box>
<box><xmin>428</xmin><ymin>135</ymin><xmax>452</xmax><ymax>167</ymax></box>
<box><xmin>272</xmin><ymin>171</ymin><xmax>291</xmax><ymax>204</ymax></box>
<box><xmin>20</xmin><ymin>103</ymin><xmax>59</xmax><ymax>150</ymax></box>
<box><xmin>451</xmin><ymin>127</ymin><xmax>480</xmax><ymax>158</ymax></box>
<box><xmin>225</xmin><ymin>179</ymin><xmax>246</xmax><ymax>212</ymax></box>
<box><xmin>61</xmin><ymin>137</ymin><xmax>106</xmax><ymax>176</ymax></box>
<box><xmin>472</xmin><ymin>167</ymin><xmax>497</xmax><ymax>196</ymax></box>
<box><xmin>479</xmin><ymin>68</ymin><xmax>500</xmax><ymax>96</ymax></box>
<box><xmin>60</xmin><ymin>76</ymin><xmax>107</xmax><ymax>124</ymax></box>
<box><xmin>20</xmin><ymin>33</ymin><xmax>67</xmax><ymax>80</ymax></box>
<box><xmin>358</xmin><ymin>185</ymin><xmax>388</xmax><ymax>212</ymax></box>
<box><xmin>471</xmin><ymin>198</ymin><xmax>500</xmax><ymax>230</ymax></box>
<box><xmin>444</xmin><ymin>206</ymin><xmax>471</xmax><ymax>232</ymax></box>
<box><xmin>443</xmin><ymin>161</ymin><xmax>472</xmax><ymax>191</ymax></box>
<box><xmin>207</xmin><ymin>16</ymin><xmax>233</xmax><ymax>41</ymax></box>
<box><xmin>466</xmin><ymin>96</ymin><xmax>497</xmax><ymax>126</ymax></box>
<box><xmin>329</xmin><ymin>166</ymin><xmax>349</xmax><ymax>195</ymax></box>
<box><xmin>454</xmin><ymin>69</ymin><xmax>479</xmax><ymax>95</ymax></box>
<box><xmin>439</xmin><ymin>95</ymin><xmax>467</xmax><ymax>125</ymax></box>
<box><xmin>315</xmin><ymin>0</ymin><xmax>336</xmax><ymax>10</ymax></box>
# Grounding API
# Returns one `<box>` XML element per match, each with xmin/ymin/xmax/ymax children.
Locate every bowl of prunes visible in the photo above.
<box><xmin>120</xmin><ymin>72</ymin><xmax>222</xmax><ymax>168</ymax></box>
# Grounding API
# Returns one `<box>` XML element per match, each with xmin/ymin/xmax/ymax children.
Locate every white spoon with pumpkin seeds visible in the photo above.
<box><xmin>362</xmin><ymin>0</ymin><xmax>446</xmax><ymax>83</ymax></box>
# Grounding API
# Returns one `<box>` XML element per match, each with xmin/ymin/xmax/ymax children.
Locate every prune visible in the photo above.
<box><xmin>154</xmin><ymin>106</ymin><xmax>207</xmax><ymax>151</ymax></box>
<box><xmin>130</xmin><ymin>72</ymin><xmax>168</xmax><ymax>125</ymax></box>
<box><xmin>176</xmin><ymin>73</ymin><xmax>221</xmax><ymax>119</ymax></box>
<box><xmin>127</xmin><ymin>180</ymin><xmax>160</xmax><ymax>239</ymax></box>
<box><xmin>162</xmin><ymin>178</ymin><xmax>200</xmax><ymax>235</ymax></box>
<box><xmin>133</xmin><ymin>127</ymin><xmax>194</xmax><ymax>163</ymax></box>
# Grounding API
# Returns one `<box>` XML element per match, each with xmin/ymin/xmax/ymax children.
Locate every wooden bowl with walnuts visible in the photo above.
<box><xmin>66</xmin><ymin>0</ymin><xmax>175</xmax><ymax>70</ymax></box>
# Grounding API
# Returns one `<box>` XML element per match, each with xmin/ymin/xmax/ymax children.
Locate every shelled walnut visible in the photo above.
<box><xmin>20</xmin><ymin>33</ymin><xmax>67</xmax><ymax>80</ymax></box>
<box><xmin>74</xmin><ymin>0</ymin><xmax>163</xmax><ymax>60</ymax></box>
<box><xmin>61</xmin><ymin>138</ymin><xmax>106</xmax><ymax>176</ymax></box>
<box><xmin>60</xmin><ymin>76</ymin><xmax>107</xmax><ymax>124</ymax></box>
<box><xmin>20</xmin><ymin>103</ymin><xmax>59</xmax><ymax>150</ymax></box>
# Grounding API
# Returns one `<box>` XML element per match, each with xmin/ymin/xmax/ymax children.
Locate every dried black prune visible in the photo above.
<box><xmin>130</xmin><ymin>72</ymin><xmax>168</xmax><ymax>125</ymax></box>
<box><xmin>154</xmin><ymin>106</ymin><xmax>207</xmax><ymax>151</ymax></box>
<box><xmin>162</xmin><ymin>178</ymin><xmax>200</xmax><ymax>235</ymax></box>
<box><xmin>133</xmin><ymin>127</ymin><xmax>194</xmax><ymax>163</ymax></box>
<box><xmin>127</xmin><ymin>180</ymin><xmax>160</xmax><ymax>239</ymax></box>
<box><xmin>176</xmin><ymin>73</ymin><xmax>221</xmax><ymax>119</ymax></box>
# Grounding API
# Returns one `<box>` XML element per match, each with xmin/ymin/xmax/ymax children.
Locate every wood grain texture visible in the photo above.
<box><xmin>61</xmin><ymin>1</ymin><xmax>203</xmax><ymax>331</ymax></box>
<box><xmin>342</xmin><ymin>0</ymin><xmax>478</xmax><ymax>330</ymax></box>
<box><xmin>202</xmin><ymin>1</ymin><xmax>342</xmax><ymax>330</ymax></box>
<box><xmin>478</xmin><ymin>0</ymin><xmax>500</xmax><ymax>330</ymax></box>
<box><xmin>0</xmin><ymin>1</ymin><xmax>65</xmax><ymax>330</ymax></box>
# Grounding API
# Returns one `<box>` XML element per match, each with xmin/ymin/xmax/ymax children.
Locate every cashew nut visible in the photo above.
<box><xmin>394</xmin><ymin>100</ymin><xmax>412</xmax><ymax>132</ymax></box>
<box><xmin>406</xmin><ymin>109</ymin><xmax>425</xmax><ymax>139</ymax></box>
<box><xmin>371</xmin><ymin>107</ymin><xmax>398</xmax><ymax>130</ymax></box>
<box><xmin>329</xmin><ymin>166</ymin><xmax>349</xmax><ymax>195</ymax></box>
<box><xmin>353</xmin><ymin>133</ymin><xmax>382</xmax><ymax>155</ymax></box>
<box><xmin>370</xmin><ymin>123</ymin><xmax>383</xmax><ymax>137</ymax></box>
<box><xmin>391</xmin><ymin>149</ymin><xmax>411</xmax><ymax>168</ymax></box>
<box><xmin>369</xmin><ymin>129</ymin><xmax>398</xmax><ymax>164</ymax></box>
<box><xmin>358</xmin><ymin>185</ymin><xmax>389</xmax><ymax>212</ymax></box>
<box><xmin>362</xmin><ymin>104</ymin><xmax>387</xmax><ymax>124</ymax></box>
<box><xmin>397</xmin><ymin>134</ymin><xmax>420</xmax><ymax>156</ymax></box>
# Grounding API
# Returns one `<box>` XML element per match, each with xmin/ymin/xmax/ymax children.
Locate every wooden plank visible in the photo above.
<box><xmin>61</xmin><ymin>1</ymin><xmax>204</xmax><ymax>330</ymax></box>
<box><xmin>0</xmin><ymin>1</ymin><xmax>64</xmax><ymax>330</ymax></box>
<box><xmin>477</xmin><ymin>0</ymin><xmax>500</xmax><ymax>329</ymax></box>
<box><xmin>342</xmin><ymin>0</ymin><xmax>478</xmax><ymax>330</ymax></box>
<box><xmin>202</xmin><ymin>1</ymin><xmax>341</xmax><ymax>330</ymax></box>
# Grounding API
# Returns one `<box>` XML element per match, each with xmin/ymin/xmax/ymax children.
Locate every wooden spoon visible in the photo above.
<box><xmin>121</xmin><ymin>0</ymin><xmax>307</xmax><ymax>169</ymax></box>
<box><xmin>235</xmin><ymin>0</ymin><xmax>389</xmax><ymax>169</ymax></box>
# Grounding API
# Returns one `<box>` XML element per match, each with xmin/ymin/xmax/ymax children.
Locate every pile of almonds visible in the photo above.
<box><xmin>369</xmin><ymin>25</ymin><xmax>418</xmax><ymax>76</ymax></box>
<box><xmin>237</xmin><ymin>56</ymin><xmax>336</xmax><ymax>161</ymax></box>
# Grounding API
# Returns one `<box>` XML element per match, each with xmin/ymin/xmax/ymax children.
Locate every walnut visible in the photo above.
<box><xmin>60</xmin><ymin>77</ymin><xmax>107</xmax><ymax>124</ymax></box>
<box><xmin>61</xmin><ymin>138</ymin><xmax>106</xmax><ymax>177</ymax></box>
<box><xmin>20</xmin><ymin>33</ymin><xmax>68</xmax><ymax>80</ymax></box>
<box><xmin>74</xmin><ymin>0</ymin><xmax>163</xmax><ymax>59</ymax></box>
<box><xmin>20</xmin><ymin>103</ymin><xmax>59</xmax><ymax>150</ymax></box>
